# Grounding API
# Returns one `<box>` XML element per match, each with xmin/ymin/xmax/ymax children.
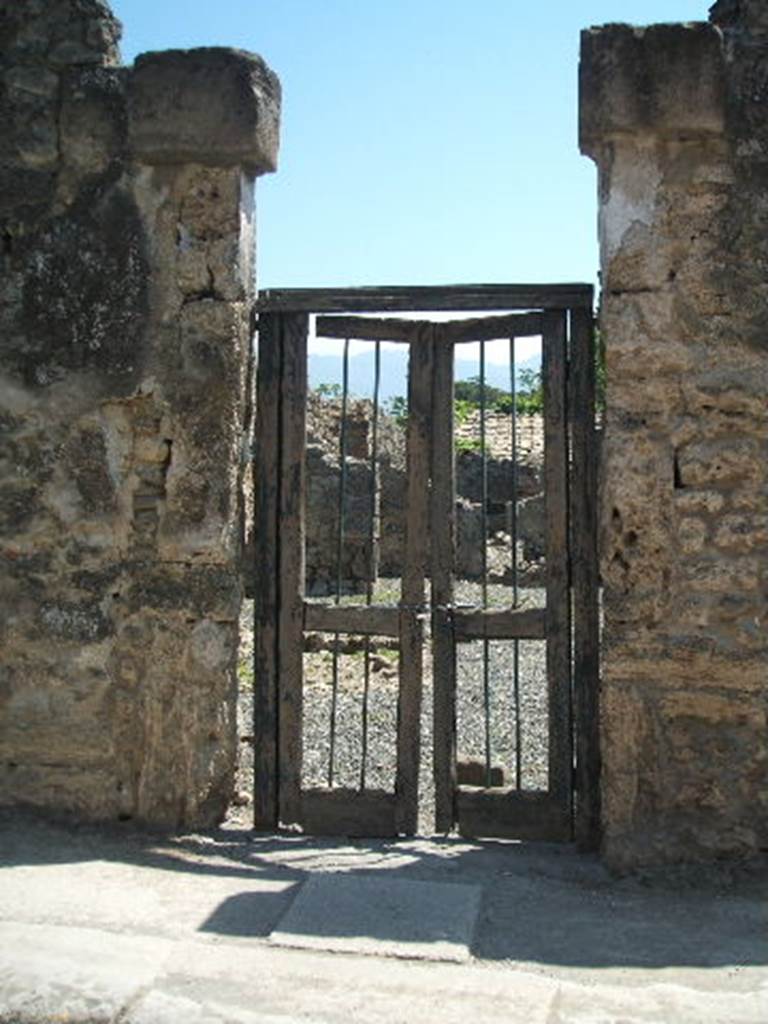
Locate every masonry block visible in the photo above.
<box><xmin>128</xmin><ymin>48</ymin><xmax>280</xmax><ymax>172</ymax></box>
<box><xmin>580</xmin><ymin>23</ymin><xmax>726</xmax><ymax>153</ymax></box>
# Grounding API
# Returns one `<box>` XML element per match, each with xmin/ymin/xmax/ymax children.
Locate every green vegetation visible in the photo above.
<box><xmin>315</xmin><ymin>341</ymin><xmax>606</xmax><ymax>427</ymax></box>
<box><xmin>237</xmin><ymin>658</ymin><xmax>254</xmax><ymax>689</ymax></box>
<box><xmin>454</xmin><ymin>368</ymin><xmax>544</xmax><ymax>416</ymax></box>
<box><xmin>384</xmin><ymin>394</ymin><xmax>408</xmax><ymax>424</ymax></box>
<box><xmin>376</xmin><ymin>367</ymin><xmax>545</xmax><ymax>432</ymax></box>
<box><xmin>453</xmin><ymin>397</ymin><xmax>476</xmax><ymax>426</ymax></box>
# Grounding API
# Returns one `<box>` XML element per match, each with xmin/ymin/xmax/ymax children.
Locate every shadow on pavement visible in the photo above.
<box><xmin>1</xmin><ymin>808</ymin><xmax>766</xmax><ymax>970</ymax></box>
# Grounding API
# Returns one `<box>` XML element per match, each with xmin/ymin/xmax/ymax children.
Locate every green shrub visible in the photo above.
<box><xmin>455</xmin><ymin>370</ymin><xmax>543</xmax><ymax>417</ymax></box>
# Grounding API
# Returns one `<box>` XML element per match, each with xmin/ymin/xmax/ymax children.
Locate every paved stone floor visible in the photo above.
<box><xmin>0</xmin><ymin>812</ymin><xmax>766</xmax><ymax>1023</ymax></box>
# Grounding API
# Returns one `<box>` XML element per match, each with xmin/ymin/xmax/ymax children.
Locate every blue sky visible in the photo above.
<box><xmin>112</xmin><ymin>1</ymin><xmax>710</xmax><ymax>292</ymax></box>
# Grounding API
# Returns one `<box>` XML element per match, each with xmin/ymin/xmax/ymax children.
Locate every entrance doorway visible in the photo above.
<box><xmin>251</xmin><ymin>285</ymin><xmax>599</xmax><ymax>846</ymax></box>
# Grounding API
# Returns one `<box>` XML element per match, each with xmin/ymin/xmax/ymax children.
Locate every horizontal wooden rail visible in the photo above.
<box><xmin>440</xmin><ymin>312</ymin><xmax>543</xmax><ymax>343</ymax></box>
<box><xmin>452</xmin><ymin>607</ymin><xmax>546</xmax><ymax>641</ymax></box>
<box><xmin>314</xmin><ymin>311</ymin><xmax>545</xmax><ymax>344</ymax></box>
<box><xmin>316</xmin><ymin>315</ymin><xmax>423</xmax><ymax>342</ymax></box>
<box><xmin>306</xmin><ymin>604</ymin><xmax>545</xmax><ymax>640</ymax></box>
<box><xmin>457</xmin><ymin>788</ymin><xmax>571</xmax><ymax>842</ymax></box>
<box><xmin>304</xmin><ymin>602</ymin><xmax>401</xmax><ymax>637</ymax></box>
<box><xmin>257</xmin><ymin>283</ymin><xmax>594</xmax><ymax>313</ymax></box>
<box><xmin>301</xmin><ymin>788</ymin><xmax>397</xmax><ymax>837</ymax></box>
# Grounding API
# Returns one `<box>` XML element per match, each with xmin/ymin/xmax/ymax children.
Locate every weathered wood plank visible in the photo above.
<box><xmin>252</xmin><ymin>312</ymin><xmax>281</xmax><ymax>830</ymax></box>
<box><xmin>304</xmin><ymin>602</ymin><xmax>400</xmax><ymax>637</ymax></box>
<box><xmin>301</xmin><ymin>788</ymin><xmax>397</xmax><ymax>837</ymax></box>
<box><xmin>452</xmin><ymin>607</ymin><xmax>546</xmax><ymax>641</ymax></box>
<box><xmin>456</xmin><ymin>788</ymin><xmax>572</xmax><ymax>842</ymax></box>
<box><xmin>315</xmin><ymin>312</ymin><xmax>545</xmax><ymax>345</ymax></box>
<box><xmin>569</xmin><ymin>307</ymin><xmax>601</xmax><ymax>851</ymax></box>
<box><xmin>257</xmin><ymin>284</ymin><xmax>595</xmax><ymax>313</ymax></box>
<box><xmin>440</xmin><ymin>312</ymin><xmax>543</xmax><ymax>344</ymax></box>
<box><xmin>430</xmin><ymin>334</ymin><xmax>457</xmax><ymax>834</ymax></box>
<box><xmin>315</xmin><ymin>315</ymin><xmax>425</xmax><ymax>343</ymax></box>
<box><xmin>395</xmin><ymin>325</ymin><xmax>432</xmax><ymax>834</ymax></box>
<box><xmin>542</xmin><ymin>310</ymin><xmax>573</xmax><ymax>827</ymax></box>
<box><xmin>277</xmin><ymin>312</ymin><xmax>309</xmax><ymax>829</ymax></box>
<box><xmin>242</xmin><ymin>306</ymin><xmax>258</xmax><ymax>601</ymax></box>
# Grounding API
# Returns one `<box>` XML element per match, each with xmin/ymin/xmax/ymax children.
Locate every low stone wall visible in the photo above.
<box><xmin>0</xmin><ymin>0</ymin><xmax>280</xmax><ymax>826</ymax></box>
<box><xmin>581</xmin><ymin>7</ymin><xmax>768</xmax><ymax>867</ymax></box>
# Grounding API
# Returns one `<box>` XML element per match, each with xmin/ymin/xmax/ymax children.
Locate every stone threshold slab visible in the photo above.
<box><xmin>268</xmin><ymin>874</ymin><xmax>482</xmax><ymax>963</ymax></box>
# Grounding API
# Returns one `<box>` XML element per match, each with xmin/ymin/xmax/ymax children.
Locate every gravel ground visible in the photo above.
<box><xmin>228</xmin><ymin>577</ymin><xmax>548</xmax><ymax>834</ymax></box>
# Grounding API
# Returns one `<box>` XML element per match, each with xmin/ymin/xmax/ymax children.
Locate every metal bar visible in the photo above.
<box><xmin>370</xmin><ymin>342</ymin><xmax>382</xmax><ymax>588</ymax></box>
<box><xmin>569</xmin><ymin>307</ymin><xmax>601</xmax><ymax>850</ymax></box>
<box><xmin>509</xmin><ymin>337</ymin><xmax>522</xmax><ymax>790</ymax></box>
<box><xmin>257</xmin><ymin>283</ymin><xmax>595</xmax><ymax>313</ymax></box>
<box><xmin>252</xmin><ymin>312</ymin><xmax>281</xmax><ymax>829</ymax></box>
<box><xmin>480</xmin><ymin>339</ymin><xmax>489</xmax><ymax>609</ymax></box>
<box><xmin>360</xmin><ymin>637</ymin><xmax>371</xmax><ymax>792</ymax></box>
<box><xmin>542</xmin><ymin>309</ymin><xmax>573</xmax><ymax>823</ymax></box>
<box><xmin>328</xmin><ymin>338</ymin><xmax>350</xmax><ymax>788</ymax></box>
<box><xmin>479</xmin><ymin>340</ymin><xmax>492</xmax><ymax>787</ymax></box>
<box><xmin>277</xmin><ymin>312</ymin><xmax>309</xmax><ymax>827</ymax></box>
<box><xmin>509</xmin><ymin>339</ymin><xmax>520</xmax><ymax>608</ymax></box>
<box><xmin>431</xmin><ymin>332</ymin><xmax>457</xmax><ymax>833</ymax></box>
<box><xmin>360</xmin><ymin>341</ymin><xmax>382</xmax><ymax>791</ymax></box>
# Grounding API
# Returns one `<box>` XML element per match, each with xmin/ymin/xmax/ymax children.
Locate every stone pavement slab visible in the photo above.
<box><xmin>0</xmin><ymin>814</ymin><xmax>767</xmax><ymax>1023</ymax></box>
<box><xmin>0</xmin><ymin>922</ymin><xmax>172</xmax><ymax>1023</ymax></box>
<box><xmin>2</xmin><ymin>920</ymin><xmax>767</xmax><ymax>1024</ymax></box>
<box><xmin>269</xmin><ymin>873</ymin><xmax>482</xmax><ymax>961</ymax></box>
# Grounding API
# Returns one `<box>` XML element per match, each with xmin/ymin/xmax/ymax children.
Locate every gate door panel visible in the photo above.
<box><xmin>252</xmin><ymin>285</ymin><xmax>599</xmax><ymax>845</ymax></box>
<box><xmin>431</xmin><ymin>311</ymin><xmax>572</xmax><ymax>842</ymax></box>
<box><xmin>254</xmin><ymin>311</ymin><xmax>434</xmax><ymax>836</ymax></box>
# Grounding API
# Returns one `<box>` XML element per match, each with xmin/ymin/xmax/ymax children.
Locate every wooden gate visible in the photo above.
<box><xmin>252</xmin><ymin>285</ymin><xmax>599</xmax><ymax>847</ymax></box>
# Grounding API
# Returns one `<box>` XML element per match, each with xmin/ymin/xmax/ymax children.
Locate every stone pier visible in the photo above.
<box><xmin>580</xmin><ymin>3</ymin><xmax>768</xmax><ymax>868</ymax></box>
<box><xmin>0</xmin><ymin>0</ymin><xmax>280</xmax><ymax>826</ymax></box>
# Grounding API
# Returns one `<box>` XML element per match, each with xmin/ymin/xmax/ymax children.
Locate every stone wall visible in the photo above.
<box><xmin>581</xmin><ymin>6</ymin><xmax>768</xmax><ymax>868</ymax></box>
<box><xmin>4</xmin><ymin>0</ymin><xmax>765</xmax><ymax>868</ymax></box>
<box><xmin>0</xmin><ymin>0</ymin><xmax>279</xmax><ymax>826</ymax></box>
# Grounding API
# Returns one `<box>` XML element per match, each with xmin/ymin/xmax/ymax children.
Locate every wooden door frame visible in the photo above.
<box><xmin>251</xmin><ymin>285</ymin><xmax>600</xmax><ymax>849</ymax></box>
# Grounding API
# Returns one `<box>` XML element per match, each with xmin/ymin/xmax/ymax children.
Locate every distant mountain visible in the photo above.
<box><xmin>309</xmin><ymin>348</ymin><xmax>540</xmax><ymax>404</ymax></box>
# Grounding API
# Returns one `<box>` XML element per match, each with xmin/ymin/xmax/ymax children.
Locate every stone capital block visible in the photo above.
<box><xmin>128</xmin><ymin>48</ymin><xmax>280</xmax><ymax>174</ymax></box>
<box><xmin>710</xmin><ymin>0</ymin><xmax>768</xmax><ymax>34</ymax></box>
<box><xmin>579</xmin><ymin>23</ymin><xmax>726</xmax><ymax>154</ymax></box>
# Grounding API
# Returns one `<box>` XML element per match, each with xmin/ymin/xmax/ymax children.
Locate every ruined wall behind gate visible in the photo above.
<box><xmin>0</xmin><ymin>0</ymin><xmax>279</xmax><ymax>826</ymax></box>
<box><xmin>581</xmin><ymin>5</ymin><xmax>768</xmax><ymax>868</ymax></box>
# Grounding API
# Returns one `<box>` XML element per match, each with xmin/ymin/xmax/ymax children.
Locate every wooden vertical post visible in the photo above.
<box><xmin>252</xmin><ymin>312</ymin><xmax>282</xmax><ymax>829</ymax></box>
<box><xmin>277</xmin><ymin>312</ymin><xmax>309</xmax><ymax>828</ymax></box>
<box><xmin>569</xmin><ymin>306</ymin><xmax>601</xmax><ymax>849</ymax></box>
<box><xmin>396</xmin><ymin>325</ymin><xmax>432</xmax><ymax>834</ymax></box>
<box><xmin>542</xmin><ymin>310</ymin><xmax>573</xmax><ymax>824</ymax></box>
